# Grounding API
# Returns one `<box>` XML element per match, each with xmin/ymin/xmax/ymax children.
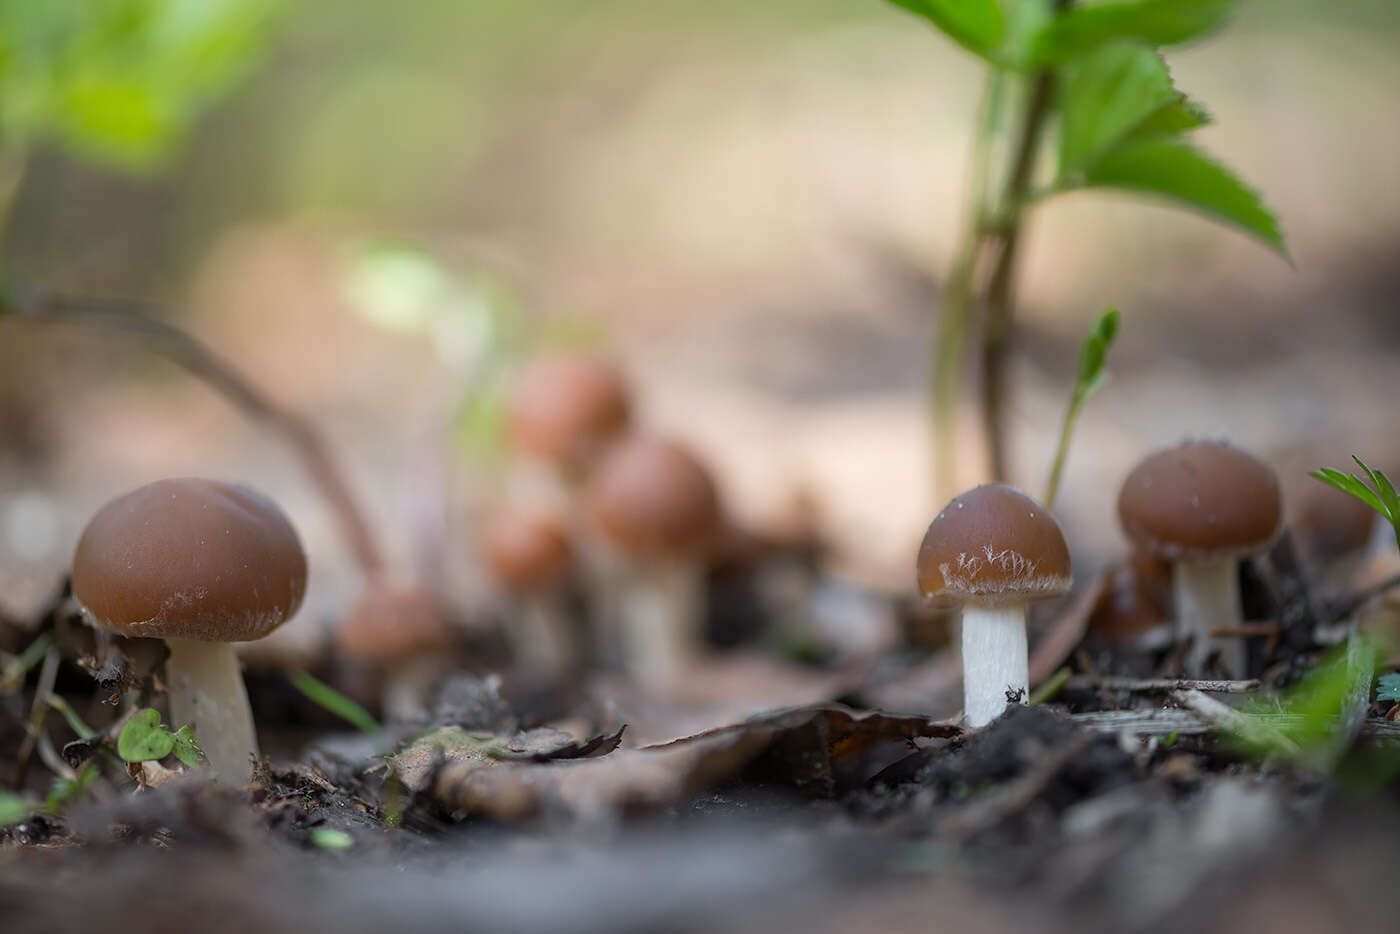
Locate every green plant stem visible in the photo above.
<box><xmin>932</xmin><ymin>70</ymin><xmax>1003</xmax><ymax>502</ymax></box>
<box><xmin>1042</xmin><ymin>392</ymin><xmax>1081</xmax><ymax>511</ymax></box>
<box><xmin>978</xmin><ymin>0</ymin><xmax>1073</xmax><ymax>484</ymax></box>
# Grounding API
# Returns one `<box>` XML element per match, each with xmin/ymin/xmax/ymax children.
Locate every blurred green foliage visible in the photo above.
<box><xmin>0</xmin><ymin>0</ymin><xmax>277</xmax><ymax>170</ymax></box>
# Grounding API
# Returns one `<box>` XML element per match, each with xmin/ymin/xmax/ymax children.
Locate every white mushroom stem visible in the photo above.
<box><xmin>1173</xmin><ymin>559</ymin><xmax>1244</xmax><ymax>678</ymax></box>
<box><xmin>512</xmin><ymin>592</ymin><xmax>574</xmax><ymax>676</ymax></box>
<box><xmin>618</xmin><ymin>558</ymin><xmax>704</xmax><ymax>693</ymax></box>
<box><xmin>165</xmin><ymin>638</ymin><xmax>258</xmax><ymax>782</ymax></box>
<box><xmin>961</xmin><ymin>604</ymin><xmax>1028</xmax><ymax>729</ymax></box>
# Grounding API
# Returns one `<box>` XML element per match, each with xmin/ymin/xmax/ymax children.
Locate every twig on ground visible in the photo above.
<box><xmin>1067</xmin><ymin>676</ymin><xmax>1259</xmax><ymax>695</ymax></box>
<box><xmin>1168</xmin><ymin>689</ymin><xmax>1300</xmax><ymax>757</ymax></box>
<box><xmin>940</xmin><ymin>733</ymin><xmax>1093</xmax><ymax>842</ymax></box>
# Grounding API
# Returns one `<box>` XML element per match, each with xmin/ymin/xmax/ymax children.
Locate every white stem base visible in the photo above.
<box><xmin>1174</xmin><ymin>559</ymin><xmax>1244</xmax><ymax>677</ymax></box>
<box><xmin>512</xmin><ymin>593</ymin><xmax>574</xmax><ymax>677</ymax></box>
<box><xmin>961</xmin><ymin>605</ymin><xmax>1028</xmax><ymax>729</ymax></box>
<box><xmin>166</xmin><ymin>639</ymin><xmax>258</xmax><ymax>782</ymax></box>
<box><xmin>619</xmin><ymin>560</ymin><xmax>704</xmax><ymax>694</ymax></box>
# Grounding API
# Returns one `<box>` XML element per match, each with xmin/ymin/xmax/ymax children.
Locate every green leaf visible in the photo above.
<box><xmin>882</xmin><ymin>0</ymin><xmax>1005</xmax><ymax>59</ymax></box>
<box><xmin>1075</xmin><ymin>306</ymin><xmax>1120</xmax><ymax>398</ymax></box>
<box><xmin>117</xmin><ymin>708</ymin><xmax>175</xmax><ymax>763</ymax></box>
<box><xmin>0</xmin><ymin>792</ymin><xmax>36</xmax><ymax>828</ymax></box>
<box><xmin>289</xmin><ymin>671</ymin><xmax>380</xmax><ymax>734</ymax></box>
<box><xmin>1081</xmin><ymin>140</ymin><xmax>1286</xmax><ymax>256</ymax></box>
<box><xmin>1311</xmin><ymin>458</ymin><xmax>1400</xmax><ymax>554</ymax></box>
<box><xmin>1378</xmin><ymin>673</ymin><xmax>1400</xmax><ymax>704</ymax></box>
<box><xmin>1058</xmin><ymin>44</ymin><xmax>1182</xmax><ymax>183</ymax></box>
<box><xmin>310</xmin><ymin>827</ymin><xmax>354</xmax><ymax>851</ymax></box>
<box><xmin>1129</xmin><ymin>95</ymin><xmax>1211</xmax><ymax>140</ymax></box>
<box><xmin>1031</xmin><ymin>0</ymin><xmax>1237</xmax><ymax>65</ymax></box>
<box><xmin>44</xmin><ymin>763</ymin><xmax>98</xmax><ymax>813</ymax></box>
<box><xmin>171</xmin><ymin>724</ymin><xmax>206</xmax><ymax>768</ymax></box>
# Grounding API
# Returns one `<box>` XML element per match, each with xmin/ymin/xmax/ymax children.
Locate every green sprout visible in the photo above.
<box><xmin>1378</xmin><ymin>673</ymin><xmax>1400</xmax><ymax>705</ymax></box>
<box><xmin>879</xmin><ymin>0</ymin><xmax>1284</xmax><ymax>495</ymax></box>
<box><xmin>310</xmin><ymin>828</ymin><xmax>354</xmax><ymax>851</ymax></box>
<box><xmin>1311</xmin><ymin>456</ymin><xmax>1400</xmax><ymax>554</ymax></box>
<box><xmin>117</xmin><ymin>708</ymin><xmax>205</xmax><ymax>767</ymax></box>
<box><xmin>289</xmin><ymin>671</ymin><xmax>380</xmax><ymax>734</ymax></box>
<box><xmin>1043</xmin><ymin>307</ymin><xmax>1118</xmax><ymax>510</ymax></box>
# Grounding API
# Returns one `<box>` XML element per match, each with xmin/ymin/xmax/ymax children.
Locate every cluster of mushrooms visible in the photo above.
<box><xmin>67</xmin><ymin>352</ymin><xmax>725</xmax><ymax>781</ymax></box>
<box><xmin>69</xmin><ymin>346</ymin><xmax>1364</xmax><ymax>779</ymax></box>
<box><xmin>919</xmin><ymin>440</ymin><xmax>1287</xmax><ymax>728</ymax></box>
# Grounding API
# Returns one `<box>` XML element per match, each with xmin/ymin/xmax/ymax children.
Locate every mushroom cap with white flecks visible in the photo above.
<box><xmin>917</xmin><ymin>483</ymin><xmax>1072</xmax><ymax>608</ymax></box>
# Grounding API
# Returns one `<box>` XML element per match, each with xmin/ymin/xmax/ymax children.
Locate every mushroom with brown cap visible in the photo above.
<box><xmin>482</xmin><ymin>508</ymin><xmax>576</xmax><ymax>677</ymax></box>
<box><xmin>505</xmin><ymin>352</ymin><xmax>631</xmax><ymax>510</ymax></box>
<box><xmin>917</xmin><ymin>483</ymin><xmax>1071</xmax><ymax>728</ymax></box>
<box><xmin>337</xmin><ymin>577</ymin><xmax>454</xmax><ymax>722</ymax></box>
<box><xmin>1118</xmin><ymin>440</ymin><xmax>1282</xmax><ymax>677</ymax></box>
<box><xmin>71</xmin><ymin>477</ymin><xmax>308</xmax><ymax>780</ymax></box>
<box><xmin>586</xmin><ymin>437</ymin><xmax>720</xmax><ymax>692</ymax></box>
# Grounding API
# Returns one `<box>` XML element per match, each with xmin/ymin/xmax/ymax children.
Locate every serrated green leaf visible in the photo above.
<box><xmin>1031</xmin><ymin>0</ymin><xmax>1237</xmax><ymax>66</ymax></box>
<box><xmin>1311</xmin><ymin>468</ymin><xmax>1386</xmax><ymax>515</ymax></box>
<box><xmin>883</xmin><ymin>0</ymin><xmax>1005</xmax><ymax>59</ymax></box>
<box><xmin>171</xmin><ymin>724</ymin><xmax>205</xmax><ymax>767</ymax></box>
<box><xmin>1378</xmin><ymin>673</ymin><xmax>1400</xmax><ymax>704</ymax></box>
<box><xmin>1080</xmin><ymin>140</ymin><xmax>1286</xmax><ymax>255</ymax></box>
<box><xmin>1130</xmin><ymin>95</ymin><xmax>1211</xmax><ymax>140</ymax></box>
<box><xmin>117</xmin><ymin>708</ymin><xmax>175</xmax><ymax>763</ymax></box>
<box><xmin>1059</xmin><ymin>44</ymin><xmax>1180</xmax><ymax>180</ymax></box>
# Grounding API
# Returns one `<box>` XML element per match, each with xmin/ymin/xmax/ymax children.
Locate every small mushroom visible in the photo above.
<box><xmin>337</xmin><ymin>577</ymin><xmax>454</xmax><ymax>722</ymax></box>
<box><xmin>586</xmin><ymin>437</ymin><xmax>720</xmax><ymax>692</ymax></box>
<box><xmin>917</xmin><ymin>483</ymin><xmax>1072</xmax><ymax>728</ymax></box>
<box><xmin>1118</xmin><ymin>440</ymin><xmax>1282</xmax><ymax>677</ymax></box>
<box><xmin>72</xmin><ymin>478</ymin><xmax>308</xmax><ymax>780</ymax></box>
<box><xmin>482</xmin><ymin>509</ymin><xmax>576</xmax><ymax>677</ymax></box>
<box><xmin>505</xmin><ymin>352</ymin><xmax>631</xmax><ymax>509</ymax></box>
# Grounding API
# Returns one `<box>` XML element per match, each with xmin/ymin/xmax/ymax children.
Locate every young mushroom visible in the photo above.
<box><xmin>337</xmin><ymin>577</ymin><xmax>454</xmax><ymax>723</ymax></box>
<box><xmin>72</xmin><ymin>477</ymin><xmax>307</xmax><ymax>781</ymax></box>
<box><xmin>505</xmin><ymin>352</ymin><xmax>631</xmax><ymax>510</ymax></box>
<box><xmin>585</xmin><ymin>437</ymin><xmax>720</xmax><ymax>692</ymax></box>
<box><xmin>917</xmin><ymin>483</ymin><xmax>1071</xmax><ymax>728</ymax></box>
<box><xmin>482</xmin><ymin>508</ymin><xmax>576</xmax><ymax>678</ymax></box>
<box><xmin>1118</xmin><ymin>440</ymin><xmax>1282</xmax><ymax>677</ymax></box>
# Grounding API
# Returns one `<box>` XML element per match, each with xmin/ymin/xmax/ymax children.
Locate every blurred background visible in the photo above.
<box><xmin>1</xmin><ymin>0</ymin><xmax>1398</xmax><ymax>636</ymax></box>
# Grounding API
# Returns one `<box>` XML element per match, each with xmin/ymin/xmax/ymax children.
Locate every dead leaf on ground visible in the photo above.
<box><xmin>391</xmin><ymin>723</ymin><xmax>626</xmax><ymax>794</ymax></box>
<box><xmin>403</xmin><ymin>704</ymin><xmax>957</xmax><ymax>822</ymax></box>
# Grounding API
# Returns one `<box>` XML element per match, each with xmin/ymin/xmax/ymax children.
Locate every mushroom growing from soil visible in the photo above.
<box><xmin>1118</xmin><ymin>440</ymin><xmax>1283</xmax><ymax>677</ymax></box>
<box><xmin>482</xmin><ymin>508</ymin><xmax>576</xmax><ymax>677</ymax></box>
<box><xmin>917</xmin><ymin>483</ymin><xmax>1072</xmax><ymax>728</ymax></box>
<box><xmin>586</xmin><ymin>437</ymin><xmax>720</xmax><ymax>692</ymax></box>
<box><xmin>505</xmin><ymin>352</ymin><xmax>631</xmax><ymax>510</ymax></box>
<box><xmin>337</xmin><ymin>577</ymin><xmax>454</xmax><ymax>723</ymax></box>
<box><xmin>72</xmin><ymin>477</ymin><xmax>308</xmax><ymax>780</ymax></box>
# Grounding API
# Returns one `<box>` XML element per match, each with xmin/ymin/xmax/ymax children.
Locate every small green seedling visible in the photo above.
<box><xmin>310</xmin><ymin>828</ymin><xmax>354</xmax><ymax>851</ymax></box>
<box><xmin>289</xmin><ymin>671</ymin><xmax>380</xmax><ymax>734</ymax></box>
<box><xmin>44</xmin><ymin>764</ymin><xmax>99</xmax><ymax>814</ymax></box>
<box><xmin>1377</xmin><ymin>673</ymin><xmax>1400</xmax><ymax>705</ymax></box>
<box><xmin>117</xmin><ymin>708</ymin><xmax>205</xmax><ymax>767</ymax></box>
<box><xmin>1311</xmin><ymin>456</ymin><xmax>1400</xmax><ymax>554</ymax></box>
<box><xmin>1043</xmin><ymin>307</ymin><xmax>1119</xmax><ymax>510</ymax></box>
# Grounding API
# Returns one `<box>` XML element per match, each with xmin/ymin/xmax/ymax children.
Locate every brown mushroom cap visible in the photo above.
<box><xmin>482</xmin><ymin>510</ymin><xmax>572</xmax><ymax>591</ymax></box>
<box><xmin>505</xmin><ymin>353</ymin><xmax>630</xmax><ymax>464</ymax></box>
<box><xmin>587</xmin><ymin>437</ymin><xmax>720</xmax><ymax>558</ymax></box>
<box><xmin>917</xmin><ymin>483</ymin><xmax>1071</xmax><ymax>607</ymax></box>
<box><xmin>338</xmin><ymin>578</ymin><xmax>452</xmax><ymax>661</ymax></box>
<box><xmin>72</xmin><ymin>478</ymin><xmax>307</xmax><ymax>642</ymax></box>
<box><xmin>1118</xmin><ymin>440</ymin><xmax>1282</xmax><ymax>562</ymax></box>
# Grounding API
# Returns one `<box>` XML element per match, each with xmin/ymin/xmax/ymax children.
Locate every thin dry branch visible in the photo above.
<box><xmin>1067</xmin><ymin>676</ymin><xmax>1259</xmax><ymax>694</ymax></box>
<box><xmin>8</xmin><ymin>289</ymin><xmax>385</xmax><ymax>576</ymax></box>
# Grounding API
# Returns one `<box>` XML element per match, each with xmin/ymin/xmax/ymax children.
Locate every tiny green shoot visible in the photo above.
<box><xmin>310</xmin><ymin>827</ymin><xmax>354</xmax><ymax>851</ymax></box>
<box><xmin>1043</xmin><ymin>307</ymin><xmax>1119</xmax><ymax>510</ymax></box>
<box><xmin>1311</xmin><ymin>456</ymin><xmax>1400</xmax><ymax>553</ymax></box>
<box><xmin>44</xmin><ymin>764</ymin><xmax>99</xmax><ymax>813</ymax></box>
<box><xmin>289</xmin><ymin>670</ymin><xmax>380</xmax><ymax>734</ymax></box>
<box><xmin>1161</xmin><ymin>731</ymin><xmax>1178</xmax><ymax>750</ymax></box>
<box><xmin>117</xmin><ymin>708</ymin><xmax>203</xmax><ymax>766</ymax></box>
<box><xmin>0</xmin><ymin>632</ymin><xmax>52</xmax><ymax>692</ymax></box>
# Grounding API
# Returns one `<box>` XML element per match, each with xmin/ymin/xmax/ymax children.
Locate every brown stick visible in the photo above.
<box><xmin>9</xmin><ymin>289</ymin><xmax>385</xmax><ymax>576</ymax></box>
<box><xmin>1067</xmin><ymin>675</ymin><xmax>1260</xmax><ymax>694</ymax></box>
